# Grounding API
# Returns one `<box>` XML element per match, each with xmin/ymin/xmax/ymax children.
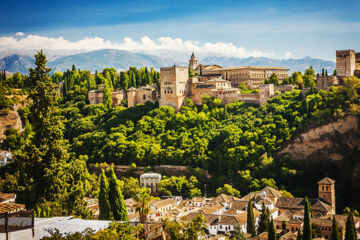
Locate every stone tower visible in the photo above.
<box><xmin>336</xmin><ymin>50</ymin><xmax>355</xmax><ymax>77</ymax></box>
<box><xmin>189</xmin><ymin>52</ymin><xmax>198</xmax><ymax>70</ymax></box>
<box><xmin>159</xmin><ymin>66</ymin><xmax>189</xmax><ymax>111</ymax></box>
<box><xmin>318</xmin><ymin>177</ymin><xmax>336</xmax><ymax>214</ymax></box>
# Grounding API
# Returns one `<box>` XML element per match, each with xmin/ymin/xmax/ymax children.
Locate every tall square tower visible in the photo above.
<box><xmin>336</xmin><ymin>50</ymin><xmax>356</xmax><ymax>77</ymax></box>
<box><xmin>318</xmin><ymin>177</ymin><xmax>336</xmax><ymax>214</ymax></box>
<box><xmin>159</xmin><ymin>66</ymin><xmax>189</xmax><ymax>111</ymax></box>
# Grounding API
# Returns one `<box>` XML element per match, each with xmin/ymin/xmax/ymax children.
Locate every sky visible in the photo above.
<box><xmin>0</xmin><ymin>0</ymin><xmax>359</xmax><ymax>60</ymax></box>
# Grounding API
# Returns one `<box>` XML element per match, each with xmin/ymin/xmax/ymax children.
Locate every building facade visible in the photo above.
<box><xmin>88</xmin><ymin>84</ymin><xmax>125</xmax><ymax>106</ymax></box>
<box><xmin>202</xmin><ymin>66</ymin><xmax>289</xmax><ymax>89</ymax></box>
<box><xmin>139</xmin><ymin>172</ymin><xmax>162</xmax><ymax>194</ymax></box>
<box><xmin>127</xmin><ymin>85</ymin><xmax>158</xmax><ymax>108</ymax></box>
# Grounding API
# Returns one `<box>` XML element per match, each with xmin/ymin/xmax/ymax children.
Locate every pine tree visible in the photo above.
<box><xmin>268</xmin><ymin>217</ymin><xmax>277</xmax><ymax>240</ymax></box>
<box><xmin>303</xmin><ymin>197</ymin><xmax>313</xmax><ymax>240</ymax></box>
<box><xmin>345</xmin><ymin>212</ymin><xmax>357</xmax><ymax>240</ymax></box>
<box><xmin>109</xmin><ymin>168</ymin><xmax>128</xmax><ymax>221</ymax></box>
<box><xmin>247</xmin><ymin>200</ymin><xmax>256</xmax><ymax>236</ymax></box>
<box><xmin>15</xmin><ymin>51</ymin><xmax>89</xmax><ymax>217</ymax></box>
<box><xmin>297</xmin><ymin>228</ymin><xmax>303</xmax><ymax>240</ymax></box>
<box><xmin>332</xmin><ymin>217</ymin><xmax>341</xmax><ymax>240</ymax></box>
<box><xmin>99</xmin><ymin>169</ymin><xmax>112</xmax><ymax>220</ymax></box>
<box><xmin>258</xmin><ymin>203</ymin><xmax>270</xmax><ymax>234</ymax></box>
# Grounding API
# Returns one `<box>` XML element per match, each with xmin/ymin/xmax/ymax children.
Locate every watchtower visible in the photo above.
<box><xmin>159</xmin><ymin>66</ymin><xmax>189</xmax><ymax>111</ymax></box>
<box><xmin>189</xmin><ymin>52</ymin><xmax>198</xmax><ymax>70</ymax></box>
<box><xmin>318</xmin><ymin>177</ymin><xmax>336</xmax><ymax>214</ymax></box>
<box><xmin>336</xmin><ymin>50</ymin><xmax>355</xmax><ymax>77</ymax></box>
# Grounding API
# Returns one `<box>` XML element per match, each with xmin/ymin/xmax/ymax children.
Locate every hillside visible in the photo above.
<box><xmin>201</xmin><ymin>56</ymin><xmax>336</xmax><ymax>73</ymax></box>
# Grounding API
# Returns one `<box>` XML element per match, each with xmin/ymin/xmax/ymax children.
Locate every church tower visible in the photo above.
<box><xmin>318</xmin><ymin>177</ymin><xmax>336</xmax><ymax>214</ymax></box>
<box><xmin>189</xmin><ymin>52</ymin><xmax>198</xmax><ymax>70</ymax></box>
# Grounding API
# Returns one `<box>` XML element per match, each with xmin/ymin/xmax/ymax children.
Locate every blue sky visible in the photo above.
<box><xmin>1</xmin><ymin>0</ymin><xmax>359</xmax><ymax>60</ymax></box>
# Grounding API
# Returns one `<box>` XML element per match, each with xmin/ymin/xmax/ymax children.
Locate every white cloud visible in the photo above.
<box><xmin>15</xmin><ymin>32</ymin><xmax>24</xmax><ymax>36</ymax></box>
<box><xmin>284</xmin><ymin>52</ymin><xmax>292</xmax><ymax>58</ymax></box>
<box><xmin>0</xmin><ymin>34</ymin><xmax>274</xmax><ymax>58</ymax></box>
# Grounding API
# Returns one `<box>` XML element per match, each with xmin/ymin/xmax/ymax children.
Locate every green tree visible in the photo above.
<box><xmin>216</xmin><ymin>184</ymin><xmax>241</xmax><ymax>197</ymax></box>
<box><xmin>98</xmin><ymin>169</ymin><xmax>112</xmax><ymax>220</ymax></box>
<box><xmin>331</xmin><ymin>217</ymin><xmax>341</xmax><ymax>240</ymax></box>
<box><xmin>231</xmin><ymin>224</ymin><xmax>247</xmax><ymax>240</ymax></box>
<box><xmin>15</xmin><ymin>50</ymin><xmax>89</xmax><ymax>217</ymax></box>
<box><xmin>297</xmin><ymin>228</ymin><xmax>303</xmax><ymax>240</ymax></box>
<box><xmin>345</xmin><ymin>212</ymin><xmax>357</xmax><ymax>240</ymax></box>
<box><xmin>268</xmin><ymin>217</ymin><xmax>277</xmax><ymax>240</ymax></box>
<box><xmin>258</xmin><ymin>203</ymin><xmax>270</xmax><ymax>234</ymax></box>
<box><xmin>247</xmin><ymin>200</ymin><xmax>256</xmax><ymax>236</ymax></box>
<box><xmin>269</xmin><ymin>73</ymin><xmax>279</xmax><ymax>85</ymax></box>
<box><xmin>303</xmin><ymin>197</ymin><xmax>313</xmax><ymax>240</ymax></box>
<box><xmin>103</xmin><ymin>78</ymin><xmax>113</xmax><ymax>108</ymax></box>
<box><xmin>133</xmin><ymin>187</ymin><xmax>151</xmax><ymax>223</ymax></box>
<box><xmin>108</xmin><ymin>168</ymin><xmax>128</xmax><ymax>221</ymax></box>
<box><xmin>304</xmin><ymin>66</ymin><xmax>316</xmax><ymax>89</ymax></box>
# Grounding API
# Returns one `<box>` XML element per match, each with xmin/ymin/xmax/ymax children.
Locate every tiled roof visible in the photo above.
<box><xmin>191</xmin><ymin>197</ymin><xmax>206</xmax><ymax>203</ymax></box>
<box><xmin>229</xmin><ymin>200</ymin><xmax>248</xmax><ymax>212</ymax></box>
<box><xmin>0</xmin><ymin>193</ymin><xmax>16</xmax><ymax>202</ymax></box>
<box><xmin>0</xmin><ymin>203</ymin><xmax>25</xmax><ymax>214</ymax></box>
<box><xmin>275</xmin><ymin>197</ymin><xmax>332</xmax><ymax>213</ymax></box>
<box><xmin>317</xmin><ymin>177</ymin><xmax>335</xmax><ymax>184</ymax></box>
<box><xmin>279</xmin><ymin>231</ymin><xmax>298</xmax><ymax>240</ymax></box>
<box><xmin>248</xmin><ymin>231</ymin><xmax>268</xmax><ymax>240</ymax></box>
<box><xmin>150</xmin><ymin>198</ymin><xmax>176</xmax><ymax>209</ymax></box>
<box><xmin>197</xmin><ymin>203</ymin><xmax>225</xmax><ymax>214</ymax></box>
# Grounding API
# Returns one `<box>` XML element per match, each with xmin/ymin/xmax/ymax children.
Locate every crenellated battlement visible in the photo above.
<box><xmin>336</xmin><ymin>49</ymin><xmax>355</xmax><ymax>57</ymax></box>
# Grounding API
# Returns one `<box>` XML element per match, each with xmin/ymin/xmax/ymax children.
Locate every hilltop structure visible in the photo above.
<box><xmin>317</xmin><ymin>49</ymin><xmax>360</xmax><ymax>90</ymax></box>
<box><xmin>88</xmin><ymin>84</ymin><xmax>124</xmax><ymax>106</ymax></box>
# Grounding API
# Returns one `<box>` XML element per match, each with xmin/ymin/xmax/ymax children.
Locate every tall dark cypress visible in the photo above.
<box><xmin>108</xmin><ymin>168</ymin><xmax>128</xmax><ymax>221</ymax></box>
<box><xmin>258</xmin><ymin>203</ymin><xmax>270</xmax><ymax>234</ymax></box>
<box><xmin>268</xmin><ymin>217</ymin><xmax>277</xmax><ymax>240</ymax></box>
<box><xmin>98</xmin><ymin>169</ymin><xmax>112</xmax><ymax>220</ymax></box>
<box><xmin>303</xmin><ymin>197</ymin><xmax>313</xmax><ymax>240</ymax></box>
<box><xmin>297</xmin><ymin>228</ymin><xmax>303</xmax><ymax>240</ymax></box>
<box><xmin>247</xmin><ymin>200</ymin><xmax>256</xmax><ymax>236</ymax></box>
<box><xmin>332</xmin><ymin>217</ymin><xmax>341</xmax><ymax>240</ymax></box>
<box><xmin>345</xmin><ymin>212</ymin><xmax>357</xmax><ymax>240</ymax></box>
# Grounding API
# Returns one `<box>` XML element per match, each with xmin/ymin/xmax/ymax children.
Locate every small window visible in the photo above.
<box><xmin>143</xmin><ymin>95</ymin><xmax>146</xmax><ymax>100</ymax></box>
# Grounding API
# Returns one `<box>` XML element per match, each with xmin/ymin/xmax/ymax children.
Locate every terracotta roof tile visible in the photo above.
<box><xmin>0</xmin><ymin>203</ymin><xmax>25</xmax><ymax>214</ymax></box>
<box><xmin>317</xmin><ymin>177</ymin><xmax>335</xmax><ymax>184</ymax></box>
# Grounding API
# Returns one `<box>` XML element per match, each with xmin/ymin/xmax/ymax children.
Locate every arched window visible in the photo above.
<box><xmin>143</xmin><ymin>95</ymin><xmax>146</xmax><ymax>100</ymax></box>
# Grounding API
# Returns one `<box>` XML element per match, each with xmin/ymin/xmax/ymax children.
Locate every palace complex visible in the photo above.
<box><xmin>125</xmin><ymin>53</ymin><xmax>283</xmax><ymax>110</ymax></box>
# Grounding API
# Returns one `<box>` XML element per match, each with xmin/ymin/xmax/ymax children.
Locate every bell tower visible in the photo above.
<box><xmin>189</xmin><ymin>52</ymin><xmax>198</xmax><ymax>70</ymax></box>
<box><xmin>318</xmin><ymin>177</ymin><xmax>336</xmax><ymax>214</ymax></box>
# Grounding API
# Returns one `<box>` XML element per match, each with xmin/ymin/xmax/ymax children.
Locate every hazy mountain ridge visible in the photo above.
<box><xmin>0</xmin><ymin>49</ymin><xmax>335</xmax><ymax>75</ymax></box>
<box><xmin>201</xmin><ymin>56</ymin><xmax>336</xmax><ymax>73</ymax></box>
<box><xmin>0</xmin><ymin>54</ymin><xmax>34</xmax><ymax>74</ymax></box>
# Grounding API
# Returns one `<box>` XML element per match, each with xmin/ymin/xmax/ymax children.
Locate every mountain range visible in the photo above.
<box><xmin>0</xmin><ymin>49</ymin><xmax>335</xmax><ymax>75</ymax></box>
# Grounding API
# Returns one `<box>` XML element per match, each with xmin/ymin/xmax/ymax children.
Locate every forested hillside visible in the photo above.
<box><xmin>55</xmin><ymin>75</ymin><xmax>360</xmax><ymax>208</ymax></box>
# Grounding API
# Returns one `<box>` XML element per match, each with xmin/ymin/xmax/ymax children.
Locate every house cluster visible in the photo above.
<box><xmin>317</xmin><ymin>49</ymin><xmax>360</xmax><ymax>90</ymax></box>
<box><xmin>88</xmin><ymin>53</ymin><xmax>290</xmax><ymax>110</ymax></box>
<box><xmin>0</xmin><ymin>149</ymin><xmax>12</xmax><ymax>166</ymax></box>
<box><xmin>122</xmin><ymin>176</ymin><xmax>359</xmax><ymax>240</ymax></box>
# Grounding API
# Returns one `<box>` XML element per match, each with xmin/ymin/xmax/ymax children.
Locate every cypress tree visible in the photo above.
<box><xmin>345</xmin><ymin>212</ymin><xmax>357</xmax><ymax>240</ymax></box>
<box><xmin>99</xmin><ymin>169</ymin><xmax>112</xmax><ymax>220</ymax></box>
<box><xmin>247</xmin><ymin>200</ymin><xmax>256</xmax><ymax>236</ymax></box>
<box><xmin>297</xmin><ymin>228</ymin><xmax>303</xmax><ymax>240</ymax></box>
<box><xmin>109</xmin><ymin>168</ymin><xmax>128</xmax><ymax>221</ymax></box>
<box><xmin>303</xmin><ymin>197</ymin><xmax>313</xmax><ymax>240</ymax></box>
<box><xmin>331</xmin><ymin>217</ymin><xmax>341</xmax><ymax>240</ymax></box>
<box><xmin>322</xmin><ymin>68</ymin><xmax>325</xmax><ymax>76</ymax></box>
<box><xmin>258</xmin><ymin>203</ymin><xmax>270</xmax><ymax>234</ymax></box>
<box><xmin>325</xmin><ymin>69</ymin><xmax>328</xmax><ymax>76</ymax></box>
<box><xmin>333</xmin><ymin>69</ymin><xmax>337</xmax><ymax>76</ymax></box>
<box><xmin>268</xmin><ymin>217</ymin><xmax>277</xmax><ymax>240</ymax></box>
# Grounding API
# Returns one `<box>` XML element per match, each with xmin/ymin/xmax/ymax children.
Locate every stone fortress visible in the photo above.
<box><xmin>126</xmin><ymin>53</ymin><xmax>287</xmax><ymax>110</ymax></box>
<box><xmin>317</xmin><ymin>49</ymin><xmax>360</xmax><ymax>90</ymax></box>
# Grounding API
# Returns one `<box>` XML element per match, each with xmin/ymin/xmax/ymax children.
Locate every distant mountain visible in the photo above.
<box><xmin>47</xmin><ymin>49</ymin><xmax>186</xmax><ymax>73</ymax></box>
<box><xmin>0</xmin><ymin>50</ymin><xmax>335</xmax><ymax>75</ymax></box>
<box><xmin>0</xmin><ymin>55</ymin><xmax>34</xmax><ymax>74</ymax></box>
<box><xmin>200</xmin><ymin>56</ymin><xmax>336</xmax><ymax>74</ymax></box>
